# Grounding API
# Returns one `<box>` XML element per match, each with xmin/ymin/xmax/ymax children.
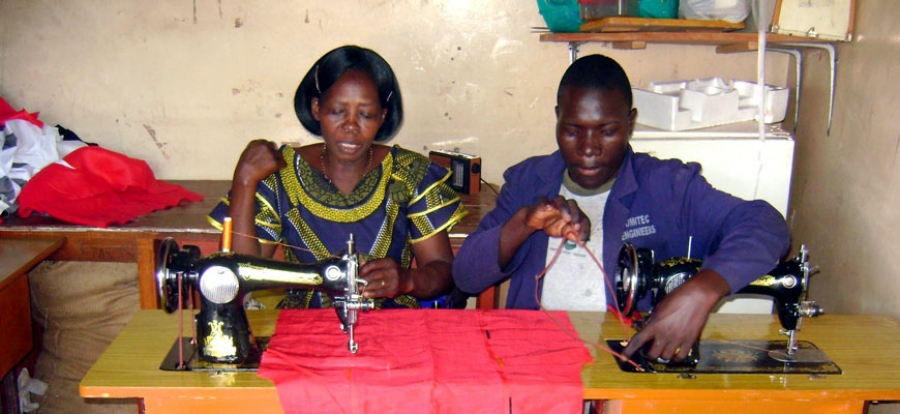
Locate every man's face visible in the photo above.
<box><xmin>555</xmin><ymin>87</ymin><xmax>636</xmax><ymax>189</ymax></box>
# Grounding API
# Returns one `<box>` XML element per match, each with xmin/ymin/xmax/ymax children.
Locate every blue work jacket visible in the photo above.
<box><xmin>453</xmin><ymin>146</ymin><xmax>790</xmax><ymax>310</ymax></box>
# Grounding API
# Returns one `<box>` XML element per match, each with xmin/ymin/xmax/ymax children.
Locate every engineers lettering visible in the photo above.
<box><xmin>622</xmin><ymin>214</ymin><xmax>657</xmax><ymax>241</ymax></box>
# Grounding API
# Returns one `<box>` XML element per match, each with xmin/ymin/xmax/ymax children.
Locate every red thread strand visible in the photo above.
<box><xmin>534</xmin><ymin>239</ymin><xmax>642</xmax><ymax>371</ymax></box>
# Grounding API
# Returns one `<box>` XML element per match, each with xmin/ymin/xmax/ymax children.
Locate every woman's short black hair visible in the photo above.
<box><xmin>294</xmin><ymin>45</ymin><xmax>403</xmax><ymax>142</ymax></box>
<box><xmin>557</xmin><ymin>54</ymin><xmax>633</xmax><ymax>109</ymax></box>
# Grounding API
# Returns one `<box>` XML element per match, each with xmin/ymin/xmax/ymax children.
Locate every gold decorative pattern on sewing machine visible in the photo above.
<box><xmin>238</xmin><ymin>262</ymin><xmax>324</xmax><ymax>285</ymax></box>
<box><xmin>204</xmin><ymin>320</ymin><xmax>238</xmax><ymax>360</ymax></box>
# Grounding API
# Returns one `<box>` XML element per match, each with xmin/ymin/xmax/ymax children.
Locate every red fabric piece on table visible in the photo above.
<box><xmin>17</xmin><ymin>146</ymin><xmax>202</xmax><ymax>227</ymax></box>
<box><xmin>259</xmin><ymin>309</ymin><xmax>592</xmax><ymax>414</ymax></box>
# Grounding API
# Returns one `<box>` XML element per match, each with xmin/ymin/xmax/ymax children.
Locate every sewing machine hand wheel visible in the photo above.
<box><xmin>614</xmin><ymin>243</ymin><xmax>655</xmax><ymax>316</ymax></box>
<box><xmin>155</xmin><ymin>237</ymin><xmax>200</xmax><ymax>313</ymax></box>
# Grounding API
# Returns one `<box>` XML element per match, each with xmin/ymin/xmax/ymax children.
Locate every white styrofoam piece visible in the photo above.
<box><xmin>687</xmin><ymin>77</ymin><xmax>730</xmax><ymax>90</ymax></box>
<box><xmin>648</xmin><ymin>80</ymin><xmax>687</xmax><ymax>94</ymax></box>
<box><xmin>680</xmin><ymin>86</ymin><xmax>740</xmax><ymax>123</ymax></box>
<box><xmin>632</xmin><ymin>78</ymin><xmax>789</xmax><ymax>131</ymax></box>
<box><xmin>633</xmin><ymin>88</ymin><xmax>692</xmax><ymax>131</ymax></box>
<box><xmin>732</xmin><ymin>80</ymin><xmax>790</xmax><ymax>124</ymax></box>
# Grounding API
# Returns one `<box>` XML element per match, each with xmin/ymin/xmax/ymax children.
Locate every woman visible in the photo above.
<box><xmin>209</xmin><ymin>45</ymin><xmax>468</xmax><ymax>309</ymax></box>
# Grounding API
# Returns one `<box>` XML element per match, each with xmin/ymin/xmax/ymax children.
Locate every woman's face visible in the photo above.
<box><xmin>312</xmin><ymin>69</ymin><xmax>387</xmax><ymax>163</ymax></box>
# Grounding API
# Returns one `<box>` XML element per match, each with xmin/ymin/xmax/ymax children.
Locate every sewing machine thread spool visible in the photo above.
<box><xmin>222</xmin><ymin>217</ymin><xmax>233</xmax><ymax>252</ymax></box>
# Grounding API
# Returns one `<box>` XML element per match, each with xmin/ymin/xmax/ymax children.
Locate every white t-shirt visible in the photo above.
<box><xmin>540</xmin><ymin>173</ymin><xmax>613</xmax><ymax>311</ymax></box>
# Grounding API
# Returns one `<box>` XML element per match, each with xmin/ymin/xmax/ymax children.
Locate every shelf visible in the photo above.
<box><xmin>579</xmin><ymin>17</ymin><xmax>746</xmax><ymax>34</ymax></box>
<box><xmin>539</xmin><ymin>29</ymin><xmax>839</xmax><ymax>135</ymax></box>
<box><xmin>540</xmin><ymin>32</ymin><xmax>835</xmax><ymax>53</ymax></box>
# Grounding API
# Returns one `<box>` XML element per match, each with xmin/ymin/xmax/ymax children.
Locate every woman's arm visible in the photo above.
<box><xmin>227</xmin><ymin>140</ymin><xmax>285</xmax><ymax>258</ymax></box>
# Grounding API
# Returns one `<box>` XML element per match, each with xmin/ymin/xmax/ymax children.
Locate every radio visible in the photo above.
<box><xmin>428</xmin><ymin>150</ymin><xmax>481</xmax><ymax>195</ymax></box>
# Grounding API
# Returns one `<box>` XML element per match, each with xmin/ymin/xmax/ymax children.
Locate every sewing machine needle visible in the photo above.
<box><xmin>349</xmin><ymin>325</ymin><xmax>359</xmax><ymax>353</ymax></box>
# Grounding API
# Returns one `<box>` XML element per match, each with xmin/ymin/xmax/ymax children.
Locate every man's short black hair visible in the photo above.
<box><xmin>557</xmin><ymin>54</ymin><xmax>632</xmax><ymax>109</ymax></box>
<box><xmin>294</xmin><ymin>45</ymin><xmax>403</xmax><ymax>142</ymax></box>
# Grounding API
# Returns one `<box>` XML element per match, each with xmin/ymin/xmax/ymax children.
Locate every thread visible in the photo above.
<box><xmin>222</xmin><ymin>217</ymin><xmax>233</xmax><ymax>252</ymax></box>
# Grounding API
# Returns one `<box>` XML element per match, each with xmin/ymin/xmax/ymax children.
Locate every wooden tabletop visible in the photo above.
<box><xmin>571</xmin><ymin>312</ymin><xmax>900</xmax><ymax>402</ymax></box>
<box><xmin>0</xmin><ymin>181</ymin><xmax>229</xmax><ymax>235</ymax></box>
<box><xmin>80</xmin><ymin>310</ymin><xmax>900</xmax><ymax>412</ymax></box>
<box><xmin>80</xmin><ymin>310</ymin><xmax>283</xmax><ymax>413</ymax></box>
<box><xmin>0</xmin><ymin>237</ymin><xmax>65</xmax><ymax>289</ymax></box>
<box><xmin>0</xmin><ymin>180</ymin><xmax>495</xmax><ymax>238</ymax></box>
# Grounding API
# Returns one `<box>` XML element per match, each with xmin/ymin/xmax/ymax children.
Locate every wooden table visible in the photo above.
<box><xmin>0</xmin><ymin>237</ymin><xmax>64</xmax><ymax>414</ymax></box>
<box><xmin>0</xmin><ymin>181</ymin><xmax>497</xmax><ymax>310</ymax></box>
<box><xmin>571</xmin><ymin>312</ymin><xmax>900</xmax><ymax>413</ymax></box>
<box><xmin>80</xmin><ymin>310</ymin><xmax>900</xmax><ymax>413</ymax></box>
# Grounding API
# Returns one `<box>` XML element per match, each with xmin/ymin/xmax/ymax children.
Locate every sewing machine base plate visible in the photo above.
<box><xmin>607</xmin><ymin>339</ymin><xmax>841</xmax><ymax>374</ymax></box>
<box><xmin>159</xmin><ymin>337</ymin><xmax>271</xmax><ymax>372</ymax></box>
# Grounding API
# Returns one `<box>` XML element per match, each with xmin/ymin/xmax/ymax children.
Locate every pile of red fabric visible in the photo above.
<box><xmin>2</xmin><ymin>96</ymin><xmax>201</xmax><ymax>227</ymax></box>
<box><xmin>259</xmin><ymin>309</ymin><xmax>592</xmax><ymax>414</ymax></box>
<box><xmin>17</xmin><ymin>146</ymin><xmax>202</xmax><ymax>227</ymax></box>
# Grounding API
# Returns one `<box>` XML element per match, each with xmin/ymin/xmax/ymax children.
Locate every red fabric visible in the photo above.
<box><xmin>17</xmin><ymin>146</ymin><xmax>202</xmax><ymax>227</ymax></box>
<box><xmin>259</xmin><ymin>309</ymin><xmax>591</xmax><ymax>414</ymax></box>
<box><xmin>0</xmin><ymin>97</ymin><xmax>43</xmax><ymax>128</ymax></box>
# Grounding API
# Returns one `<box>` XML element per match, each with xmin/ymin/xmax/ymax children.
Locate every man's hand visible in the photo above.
<box><xmin>524</xmin><ymin>196</ymin><xmax>591</xmax><ymax>242</ymax></box>
<box><xmin>622</xmin><ymin>269</ymin><xmax>730</xmax><ymax>362</ymax></box>
<box><xmin>498</xmin><ymin>196</ymin><xmax>592</xmax><ymax>269</ymax></box>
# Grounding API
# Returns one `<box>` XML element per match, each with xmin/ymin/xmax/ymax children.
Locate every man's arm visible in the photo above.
<box><xmin>622</xmin><ymin>165</ymin><xmax>790</xmax><ymax>362</ymax></box>
<box><xmin>622</xmin><ymin>269</ymin><xmax>729</xmax><ymax>361</ymax></box>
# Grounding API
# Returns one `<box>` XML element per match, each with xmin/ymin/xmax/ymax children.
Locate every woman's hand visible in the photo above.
<box><xmin>228</xmin><ymin>139</ymin><xmax>285</xmax><ymax>257</ymax></box>
<box><xmin>233</xmin><ymin>139</ymin><xmax>286</xmax><ymax>187</ymax></box>
<box><xmin>358</xmin><ymin>232</ymin><xmax>454</xmax><ymax>300</ymax></box>
<box><xmin>359</xmin><ymin>258</ymin><xmax>412</xmax><ymax>299</ymax></box>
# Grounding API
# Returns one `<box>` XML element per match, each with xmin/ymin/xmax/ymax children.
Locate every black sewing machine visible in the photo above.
<box><xmin>609</xmin><ymin>243</ymin><xmax>840</xmax><ymax>374</ymax></box>
<box><xmin>155</xmin><ymin>234</ymin><xmax>374</xmax><ymax>371</ymax></box>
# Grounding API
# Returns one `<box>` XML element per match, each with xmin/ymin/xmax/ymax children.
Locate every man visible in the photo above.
<box><xmin>453</xmin><ymin>54</ymin><xmax>790</xmax><ymax>362</ymax></box>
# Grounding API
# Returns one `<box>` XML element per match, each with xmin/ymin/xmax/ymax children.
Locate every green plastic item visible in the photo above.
<box><xmin>638</xmin><ymin>0</ymin><xmax>678</xmax><ymax>19</ymax></box>
<box><xmin>537</xmin><ymin>0</ymin><xmax>583</xmax><ymax>33</ymax></box>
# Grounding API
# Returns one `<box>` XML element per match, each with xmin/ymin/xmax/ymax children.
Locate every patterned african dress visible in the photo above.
<box><xmin>208</xmin><ymin>144</ymin><xmax>469</xmax><ymax>309</ymax></box>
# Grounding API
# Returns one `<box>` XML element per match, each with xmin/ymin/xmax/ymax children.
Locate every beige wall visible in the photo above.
<box><xmin>788</xmin><ymin>1</ymin><xmax>900</xmax><ymax>313</ymax></box>
<box><xmin>787</xmin><ymin>4</ymin><xmax>900</xmax><ymax>413</ymax></box>
<box><xmin>0</xmin><ymin>0</ymin><xmax>783</xmax><ymax>183</ymax></box>
<box><xmin>4</xmin><ymin>0</ymin><xmax>900</xmax><ymax>410</ymax></box>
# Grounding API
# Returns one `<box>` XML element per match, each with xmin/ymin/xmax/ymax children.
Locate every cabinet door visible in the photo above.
<box><xmin>0</xmin><ymin>275</ymin><xmax>32</xmax><ymax>375</ymax></box>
